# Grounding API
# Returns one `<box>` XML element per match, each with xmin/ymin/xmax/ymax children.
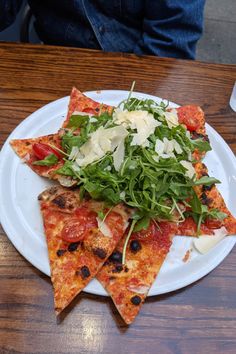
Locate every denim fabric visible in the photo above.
<box><xmin>0</xmin><ymin>0</ymin><xmax>205</xmax><ymax>59</ymax></box>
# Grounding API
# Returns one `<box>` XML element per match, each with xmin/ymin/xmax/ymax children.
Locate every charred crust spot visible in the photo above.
<box><xmin>76</xmin><ymin>265</ymin><xmax>90</xmax><ymax>279</ymax></box>
<box><xmin>109</xmin><ymin>276</ymin><xmax>116</xmax><ymax>281</ymax></box>
<box><xmin>68</xmin><ymin>242</ymin><xmax>80</xmax><ymax>252</ymax></box>
<box><xmin>95</xmin><ymin>107</ymin><xmax>100</xmax><ymax>112</ymax></box>
<box><xmin>201</xmin><ymin>171</ymin><xmax>209</xmax><ymax>177</ymax></box>
<box><xmin>191</xmin><ymin>132</ymin><xmax>204</xmax><ymax>140</ymax></box>
<box><xmin>131</xmin><ymin>295</ymin><xmax>142</xmax><ymax>306</ymax></box>
<box><xmin>191</xmin><ymin>132</ymin><xmax>209</xmax><ymax>143</ymax></box>
<box><xmin>38</xmin><ymin>191</ymin><xmax>50</xmax><ymax>201</ymax></box>
<box><xmin>56</xmin><ymin>249</ymin><xmax>67</xmax><ymax>257</ymax></box>
<box><xmin>25</xmin><ymin>141</ymin><xmax>31</xmax><ymax>146</ymax></box>
<box><xmin>93</xmin><ymin>247</ymin><xmax>107</xmax><ymax>259</ymax></box>
<box><xmin>48</xmin><ymin>136</ymin><xmax>55</xmax><ymax>142</ymax></box>
<box><xmin>52</xmin><ymin>195</ymin><xmax>66</xmax><ymax>209</ymax></box>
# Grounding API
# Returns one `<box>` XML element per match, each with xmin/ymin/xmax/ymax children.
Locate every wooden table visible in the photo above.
<box><xmin>0</xmin><ymin>42</ymin><xmax>236</xmax><ymax>354</ymax></box>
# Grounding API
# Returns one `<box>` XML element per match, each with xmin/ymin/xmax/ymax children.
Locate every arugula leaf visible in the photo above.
<box><xmin>191</xmin><ymin>138</ymin><xmax>212</xmax><ymax>152</ymax></box>
<box><xmin>133</xmin><ymin>216</ymin><xmax>150</xmax><ymax>232</ymax></box>
<box><xmin>189</xmin><ymin>192</ymin><xmax>202</xmax><ymax>214</ymax></box>
<box><xmin>33</xmin><ymin>154</ymin><xmax>58</xmax><ymax>166</ymax></box>
<box><xmin>55</xmin><ymin>160</ymin><xmax>75</xmax><ymax>176</ymax></box>
<box><xmin>97</xmin><ymin>210</ymin><xmax>105</xmax><ymax>220</ymax></box>
<box><xmin>66</xmin><ymin>114</ymin><xmax>89</xmax><ymax>129</ymax></box>
<box><xmin>207</xmin><ymin>209</ymin><xmax>228</xmax><ymax>220</ymax></box>
<box><xmin>192</xmin><ymin>176</ymin><xmax>220</xmax><ymax>186</ymax></box>
<box><xmin>61</xmin><ymin>131</ymin><xmax>84</xmax><ymax>153</ymax></box>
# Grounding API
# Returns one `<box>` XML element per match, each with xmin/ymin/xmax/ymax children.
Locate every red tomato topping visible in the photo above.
<box><xmin>177</xmin><ymin>106</ymin><xmax>200</xmax><ymax>132</ymax></box>
<box><xmin>61</xmin><ymin>207</ymin><xmax>97</xmax><ymax>242</ymax></box>
<box><xmin>61</xmin><ymin>219</ymin><xmax>87</xmax><ymax>243</ymax></box>
<box><xmin>32</xmin><ymin>143</ymin><xmax>61</xmax><ymax>160</ymax></box>
<box><xmin>131</xmin><ymin>221</ymin><xmax>175</xmax><ymax>251</ymax></box>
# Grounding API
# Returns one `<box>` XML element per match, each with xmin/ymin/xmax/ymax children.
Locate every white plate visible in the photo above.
<box><xmin>0</xmin><ymin>90</ymin><xmax>236</xmax><ymax>297</ymax></box>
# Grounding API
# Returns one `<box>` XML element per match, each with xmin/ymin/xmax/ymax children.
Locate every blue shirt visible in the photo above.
<box><xmin>0</xmin><ymin>0</ymin><xmax>205</xmax><ymax>59</ymax></box>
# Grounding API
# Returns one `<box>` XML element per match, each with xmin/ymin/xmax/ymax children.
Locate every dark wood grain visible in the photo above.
<box><xmin>0</xmin><ymin>42</ymin><xmax>236</xmax><ymax>354</ymax></box>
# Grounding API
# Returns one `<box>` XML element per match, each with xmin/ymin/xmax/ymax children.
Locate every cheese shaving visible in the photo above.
<box><xmin>113</xmin><ymin>109</ymin><xmax>161</xmax><ymax>147</ymax></box>
<box><xmin>180</xmin><ymin>160</ymin><xmax>195</xmax><ymax>179</ymax></box>
<box><xmin>193</xmin><ymin>227</ymin><xmax>228</xmax><ymax>254</ymax></box>
<box><xmin>164</xmin><ymin>109</ymin><xmax>179</xmax><ymax>129</ymax></box>
<box><xmin>74</xmin><ymin>125</ymin><xmax>128</xmax><ymax>167</ymax></box>
<box><xmin>96</xmin><ymin>217</ymin><xmax>112</xmax><ymax>237</ymax></box>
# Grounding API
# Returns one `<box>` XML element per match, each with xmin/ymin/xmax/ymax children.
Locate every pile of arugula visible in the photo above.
<box><xmin>46</xmin><ymin>91</ymin><xmax>226</xmax><ymax>238</ymax></box>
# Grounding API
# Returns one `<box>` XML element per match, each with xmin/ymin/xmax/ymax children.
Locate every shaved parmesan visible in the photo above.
<box><xmin>96</xmin><ymin>217</ymin><xmax>112</xmax><ymax>237</ymax></box>
<box><xmin>120</xmin><ymin>191</ymin><xmax>126</xmax><ymax>199</ymax></box>
<box><xmin>113</xmin><ymin>109</ymin><xmax>161</xmax><ymax>147</ymax></box>
<box><xmin>164</xmin><ymin>109</ymin><xmax>179</xmax><ymax>129</ymax></box>
<box><xmin>155</xmin><ymin>137</ymin><xmax>182</xmax><ymax>159</ymax></box>
<box><xmin>180</xmin><ymin>160</ymin><xmax>195</xmax><ymax>179</ymax></box>
<box><xmin>74</xmin><ymin>125</ymin><xmax>128</xmax><ymax>167</ymax></box>
<box><xmin>113</xmin><ymin>139</ymin><xmax>125</xmax><ymax>171</ymax></box>
<box><xmin>193</xmin><ymin>227</ymin><xmax>228</xmax><ymax>254</ymax></box>
<box><xmin>69</xmin><ymin>146</ymin><xmax>79</xmax><ymax>160</ymax></box>
<box><xmin>89</xmin><ymin>117</ymin><xmax>98</xmax><ymax>123</ymax></box>
<box><xmin>174</xmin><ymin>140</ymin><xmax>183</xmax><ymax>154</ymax></box>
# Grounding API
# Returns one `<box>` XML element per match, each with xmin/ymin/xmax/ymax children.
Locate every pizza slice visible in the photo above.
<box><xmin>10</xmin><ymin>87</ymin><xmax>114</xmax><ymax>184</ymax></box>
<box><xmin>62</xmin><ymin>87</ymin><xmax>113</xmax><ymax>128</ymax></box>
<box><xmin>174</xmin><ymin>105</ymin><xmax>209</xmax><ymax>161</ymax></box>
<box><xmin>177</xmin><ymin>161</ymin><xmax>236</xmax><ymax>236</ymax></box>
<box><xmin>38</xmin><ymin>185</ymin><xmax>130</xmax><ymax>314</ymax></box>
<box><xmin>97</xmin><ymin>221</ymin><xmax>177</xmax><ymax>324</ymax></box>
<box><xmin>10</xmin><ymin>133</ymin><xmax>76</xmax><ymax>187</ymax></box>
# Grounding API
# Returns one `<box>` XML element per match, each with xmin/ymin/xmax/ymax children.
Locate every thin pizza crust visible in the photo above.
<box><xmin>177</xmin><ymin>161</ymin><xmax>236</xmax><ymax>236</ymax></box>
<box><xmin>10</xmin><ymin>134</ymin><xmax>76</xmax><ymax>187</ymax></box>
<box><xmin>97</xmin><ymin>222</ymin><xmax>177</xmax><ymax>324</ymax></box>
<box><xmin>38</xmin><ymin>186</ymin><xmax>130</xmax><ymax>314</ymax></box>
<box><xmin>62</xmin><ymin>87</ymin><xmax>113</xmax><ymax>128</ymax></box>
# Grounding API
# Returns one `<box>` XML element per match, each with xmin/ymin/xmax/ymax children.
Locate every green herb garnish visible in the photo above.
<box><xmin>33</xmin><ymin>154</ymin><xmax>58</xmax><ymax>166</ymax></box>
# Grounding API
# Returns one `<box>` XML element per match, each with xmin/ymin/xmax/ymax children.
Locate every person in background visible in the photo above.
<box><xmin>0</xmin><ymin>0</ymin><xmax>205</xmax><ymax>59</ymax></box>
